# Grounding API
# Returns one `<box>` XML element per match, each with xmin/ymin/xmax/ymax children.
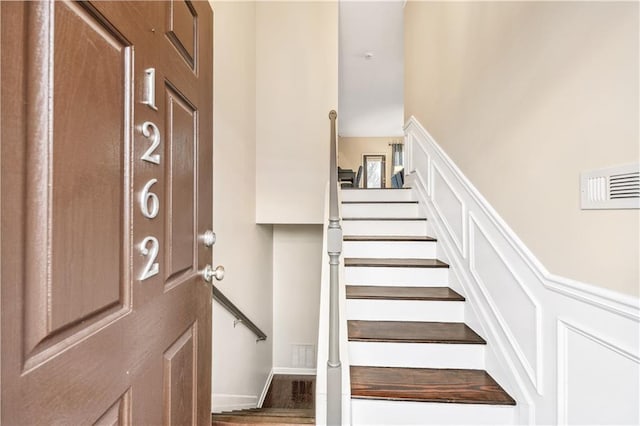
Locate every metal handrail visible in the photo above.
<box><xmin>211</xmin><ymin>285</ymin><xmax>267</xmax><ymax>341</ymax></box>
<box><xmin>327</xmin><ymin>110</ymin><xmax>342</xmax><ymax>425</ymax></box>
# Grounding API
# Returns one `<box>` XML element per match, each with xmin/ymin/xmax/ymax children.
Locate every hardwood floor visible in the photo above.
<box><xmin>348</xmin><ymin>320</ymin><xmax>486</xmax><ymax>344</ymax></box>
<box><xmin>211</xmin><ymin>375</ymin><xmax>315</xmax><ymax>426</ymax></box>
<box><xmin>350</xmin><ymin>366</ymin><xmax>516</xmax><ymax>405</ymax></box>
<box><xmin>262</xmin><ymin>375</ymin><xmax>315</xmax><ymax>409</ymax></box>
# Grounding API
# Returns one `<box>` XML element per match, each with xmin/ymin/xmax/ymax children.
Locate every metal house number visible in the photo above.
<box><xmin>139</xmin><ymin>69</ymin><xmax>161</xmax><ymax>281</ymax></box>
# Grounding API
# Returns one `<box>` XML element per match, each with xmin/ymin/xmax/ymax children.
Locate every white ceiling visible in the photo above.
<box><xmin>338</xmin><ymin>1</ymin><xmax>404</xmax><ymax>137</ymax></box>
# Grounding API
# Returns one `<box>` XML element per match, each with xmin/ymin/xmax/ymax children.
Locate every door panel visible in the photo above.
<box><xmin>163</xmin><ymin>323</ymin><xmax>198</xmax><ymax>425</ymax></box>
<box><xmin>166</xmin><ymin>0</ymin><xmax>198</xmax><ymax>69</ymax></box>
<box><xmin>94</xmin><ymin>389</ymin><xmax>132</xmax><ymax>426</ymax></box>
<box><xmin>50</xmin><ymin>0</ymin><xmax>130</xmax><ymax>334</ymax></box>
<box><xmin>165</xmin><ymin>86</ymin><xmax>197</xmax><ymax>284</ymax></box>
<box><xmin>1</xmin><ymin>1</ymin><xmax>213</xmax><ymax>424</ymax></box>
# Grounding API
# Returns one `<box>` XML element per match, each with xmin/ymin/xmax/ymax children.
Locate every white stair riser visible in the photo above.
<box><xmin>346</xmin><ymin>299</ymin><xmax>464</xmax><ymax>322</ymax></box>
<box><xmin>341</xmin><ymin>189</ymin><xmax>414</xmax><ymax>202</ymax></box>
<box><xmin>342</xmin><ymin>203</ymin><xmax>420</xmax><ymax>218</ymax></box>
<box><xmin>345</xmin><ymin>266</ymin><xmax>449</xmax><ymax>286</ymax></box>
<box><xmin>343</xmin><ymin>240</ymin><xmax>437</xmax><ymax>259</ymax></box>
<box><xmin>349</xmin><ymin>342</ymin><xmax>485</xmax><ymax>369</ymax></box>
<box><xmin>342</xmin><ymin>220</ymin><xmax>427</xmax><ymax>236</ymax></box>
<box><xmin>351</xmin><ymin>399</ymin><xmax>515</xmax><ymax>425</ymax></box>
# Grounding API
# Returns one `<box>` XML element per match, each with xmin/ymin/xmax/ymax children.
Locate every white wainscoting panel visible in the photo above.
<box><xmin>469</xmin><ymin>215</ymin><xmax>542</xmax><ymax>391</ymax></box>
<box><xmin>404</xmin><ymin>116</ymin><xmax>640</xmax><ymax>425</ymax></box>
<box><xmin>432</xmin><ymin>163</ymin><xmax>466</xmax><ymax>257</ymax></box>
<box><xmin>557</xmin><ymin>319</ymin><xmax>640</xmax><ymax>426</ymax></box>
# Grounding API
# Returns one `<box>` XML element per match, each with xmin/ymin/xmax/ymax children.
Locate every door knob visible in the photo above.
<box><xmin>202</xmin><ymin>264</ymin><xmax>225</xmax><ymax>282</ymax></box>
<box><xmin>201</xmin><ymin>230</ymin><xmax>216</xmax><ymax>248</ymax></box>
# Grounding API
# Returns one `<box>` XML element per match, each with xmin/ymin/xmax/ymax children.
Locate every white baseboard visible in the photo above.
<box><xmin>257</xmin><ymin>368</ymin><xmax>274</xmax><ymax>408</ymax></box>
<box><xmin>211</xmin><ymin>393</ymin><xmax>258</xmax><ymax>413</ymax></box>
<box><xmin>272</xmin><ymin>367</ymin><xmax>317</xmax><ymax>375</ymax></box>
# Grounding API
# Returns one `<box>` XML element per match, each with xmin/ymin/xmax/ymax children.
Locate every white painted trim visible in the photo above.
<box><xmin>468</xmin><ymin>213</ymin><xmax>543</xmax><ymax>393</ymax></box>
<box><xmin>404</xmin><ymin>116</ymin><xmax>639</xmax><ymax>321</ymax></box>
<box><xmin>556</xmin><ymin>317</ymin><xmax>640</xmax><ymax>425</ymax></box>
<box><xmin>431</xmin><ymin>162</ymin><xmax>466</xmax><ymax>258</ymax></box>
<box><xmin>257</xmin><ymin>368</ymin><xmax>274</xmax><ymax>408</ymax></box>
<box><xmin>404</xmin><ymin>116</ymin><xmax>640</xmax><ymax>425</ymax></box>
<box><xmin>410</xmin><ymin>177</ymin><xmax>537</xmax><ymax>424</ymax></box>
<box><xmin>211</xmin><ymin>393</ymin><xmax>258</xmax><ymax>413</ymax></box>
<box><xmin>272</xmin><ymin>367</ymin><xmax>317</xmax><ymax>376</ymax></box>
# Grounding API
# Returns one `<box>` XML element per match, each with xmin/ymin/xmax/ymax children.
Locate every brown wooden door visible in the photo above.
<box><xmin>0</xmin><ymin>1</ymin><xmax>213</xmax><ymax>424</ymax></box>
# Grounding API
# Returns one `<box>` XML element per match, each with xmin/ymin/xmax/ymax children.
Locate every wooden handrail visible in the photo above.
<box><xmin>212</xmin><ymin>285</ymin><xmax>267</xmax><ymax>341</ymax></box>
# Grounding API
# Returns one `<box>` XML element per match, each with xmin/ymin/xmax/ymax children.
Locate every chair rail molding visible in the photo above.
<box><xmin>404</xmin><ymin>115</ymin><xmax>640</xmax><ymax>425</ymax></box>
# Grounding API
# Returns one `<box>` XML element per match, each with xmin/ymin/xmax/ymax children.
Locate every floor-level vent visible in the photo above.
<box><xmin>581</xmin><ymin>163</ymin><xmax>640</xmax><ymax>209</ymax></box>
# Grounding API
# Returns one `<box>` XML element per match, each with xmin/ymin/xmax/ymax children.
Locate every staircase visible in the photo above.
<box><xmin>341</xmin><ymin>187</ymin><xmax>516</xmax><ymax>425</ymax></box>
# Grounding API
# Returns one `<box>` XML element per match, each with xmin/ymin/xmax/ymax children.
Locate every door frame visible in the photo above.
<box><xmin>362</xmin><ymin>153</ymin><xmax>387</xmax><ymax>188</ymax></box>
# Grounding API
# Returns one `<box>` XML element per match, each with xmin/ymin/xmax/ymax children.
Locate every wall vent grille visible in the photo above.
<box><xmin>581</xmin><ymin>163</ymin><xmax>640</xmax><ymax>209</ymax></box>
<box><xmin>291</xmin><ymin>344</ymin><xmax>316</xmax><ymax>368</ymax></box>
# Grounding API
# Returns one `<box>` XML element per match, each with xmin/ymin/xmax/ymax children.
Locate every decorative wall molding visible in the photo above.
<box><xmin>468</xmin><ymin>214</ymin><xmax>542</xmax><ymax>392</ymax></box>
<box><xmin>404</xmin><ymin>116</ymin><xmax>639</xmax><ymax>322</ymax></box>
<box><xmin>404</xmin><ymin>115</ymin><xmax>640</xmax><ymax>425</ymax></box>
<box><xmin>556</xmin><ymin>318</ymin><xmax>640</xmax><ymax>425</ymax></box>
<box><xmin>432</xmin><ymin>162</ymin><xmax>466</xmax><ymax>257</ymax></box>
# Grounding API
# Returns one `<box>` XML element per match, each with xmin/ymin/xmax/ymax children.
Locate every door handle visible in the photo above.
<box><xmin>202</xmin><ymin>264</ymin><xmax>225</xmax><ymax>283</ymax></box>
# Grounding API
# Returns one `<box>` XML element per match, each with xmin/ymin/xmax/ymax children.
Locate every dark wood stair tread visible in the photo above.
<box><xmin>343</xmin><ymin>235</ymin><xmax>436</xmax><ymax>242</ymax></box>
<box><xmin>346</xmin><ymin>286</ymin><xmax>464</xmax><ymax>301</ymax></box>
<box><xmin>350</xmin><ymin>366</ymin><xmax>516</xmax><ymax>405</ymax></box>
<box><xmin>344</xmin><ymin>258</ymin><xmax>449</xmax><ymax>268</ymax></box>
<box><xmin>342</xmin><ymin>217</ymin><xmax>426</xmax><ymax>221</ymax></box>
<box><xmin>228</xmin><ymin>409</ymin><xmax>314</xmax><ymax>417</ymax></box>
<box><xmin>348</xmin><ymin>321</ymin><xmax>485</xmax><ymax>344</ymax></box>
<box><xmin>342</xmin><ymin>187</ymin><xmax>411</xmax><ymax>190</ymax></box>
<box><xmin>342</xmin><ymin>200</ymin><xmax>419</xmax><ymax>204</ymax></box>
<box><xmin>212</xmin><ymin>408</ymin><xmax>314</xmax><ymax>425</ymax></box>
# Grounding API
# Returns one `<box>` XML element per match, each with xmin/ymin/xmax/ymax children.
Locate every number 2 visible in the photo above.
<box><xmin>139</xmin><ymin>236</ymin><xmax>159</xmax><ymax>280</ymax></box>
<box><xmin>141</xmin><ymin>121</ymin><xmax>160</xmax><ymax>164</ymax></box>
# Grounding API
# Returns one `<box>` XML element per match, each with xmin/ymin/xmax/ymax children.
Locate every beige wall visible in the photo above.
<box><xmin>405</xmin><ymin>1</ymin><xmax>639</xmax><ymax>296</ymax></box>
<box><xmin>338</xmin><ymin>137</ymin><xmax>400</xmax><ymax>188</ymax></box>
<box><xmin>272</xmin><ymin>225</ymin><xmax>323</xmax><ymax>370</ymax></box>
<box><xmin>211</xmin><ymin>1</ymin><xmax>274</xmax><ymax>407</ymax></box>
<box><xmin>256</xmin><ymin>2</ymin><xmax>339</xmax><ymax>224</ymax></box>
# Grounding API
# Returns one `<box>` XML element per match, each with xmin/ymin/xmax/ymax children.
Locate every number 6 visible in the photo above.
<box><xmin>140</xmin><ymin>179</ymin><xmax>159</xmax><ymax>219</ymax></box>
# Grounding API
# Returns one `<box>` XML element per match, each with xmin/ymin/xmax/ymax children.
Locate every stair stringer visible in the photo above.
<box><xmin>404</xmin><ymin>116</ymin><xmax>640</xmax><ymax>426</ymax></box>
<box><xmin>406</xmin><ymin>172</ymin><xmax>535</xmax><ymax>425</ymax></box>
